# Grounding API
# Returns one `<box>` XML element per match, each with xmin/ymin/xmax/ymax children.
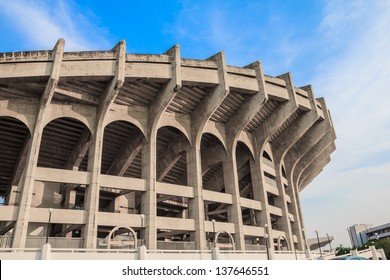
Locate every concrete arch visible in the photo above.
<box><xmin>157</xmin><ymin>117</ymin><xmax>191</xmax><ymax>146</ymax></box>
<box><xmin>42</xmin><ymin>110</ymin><xmax>93</xmax><ymax>134</ymax></box>
<box><xmin>107</xmin><ymin>226</ymin><xmax>138</xmax><ymax>249</ymax></box>
<box><xmin>202</xmin><ymin>128</ymin><xmax>227</xmax><ymax>153</ymax></box>
<box><xmin>104</xmin><ymin>114</ymin><xmax>147</xmax><ymax>139</ymax></box>
<box><xmin>236</xmin><ymin>139</ymin><xmax>255</xmax><ymax>161</ymax></box>
<box><xmin>0</xmin><ymin>107</ymin><xmax>33</xmax><ymax>134</ymax></box>
<box><xmin>101</xmin><ymin>120</ymin><xmax>146</xmax><ymax>177</ymax></box>
<box><xmin>0</xmin><ymin>114</ymin><xmax>31</xmax><ymax>133</ymax></box>
<box><xmin>262</xmin><ymin>142</ymin><xmax>274</xmax><ymax>162</ymax></box>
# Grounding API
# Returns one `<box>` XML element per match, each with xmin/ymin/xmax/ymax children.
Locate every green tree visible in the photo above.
<box><xmin>335</xmin><ymin>245</ymin><xmax>351</xmax><ymax>256</ymax></box>
<box><xmin>365</xmin><ymin>239</ymin><xmax>390</xmax><ymax>260</ymax></box>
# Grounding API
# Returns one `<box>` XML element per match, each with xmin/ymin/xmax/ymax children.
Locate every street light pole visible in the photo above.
<box><xmin>212</xmin><ymin>219</ymin><xmax>216</xmax><ymax>247</ymax></box>
<box><xmin>315</xmin><ymin>230</ymin><xmax>323</xmax><ymax>259</ymax></box>
<box><xmin>326</xmin><ymin>233</ymin><xmax>332</xmax><ymax>252</ymax></box>
<box><xmin>264</xmin><ymin>224</ymin><xmax>270</xmax><ymax>260</ymax></box>
<box><xmin>140</xmin><ymin>214</ymin><xmax>145</xmax><ymax>246</ymax></box>
<box><xmin>46</xmin><ymin>208</ymin><xmax>53</xmax><ymax>244</ymax></box>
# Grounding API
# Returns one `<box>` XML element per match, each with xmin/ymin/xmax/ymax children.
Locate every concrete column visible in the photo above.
<box><xmin>84</xmin><ymin>41</ymin><xmax>126</xmax><ymax>248</ymax></box>
<box><xmin>189</xmin><ymin>51</ymin><xmax>229</xmax><ymax>249</ymax></box>
<box><xmin>83</xmin><ymin>126</ymin><xmax>104</xmax><ymax>248</ymax></box>
<box><xmin>64</xmin><ymin>186</ymin><xmax>76</xmax><ymax>209</ymax></box>
<box><xmin>270</xmin><ymin>84</ymin><xmax>326</xmax><ymax>251</ymax></box>
<box><xmin>142</xmin><ymin>45</ymin><xmax>181</xmax><ymax>250</ymax></box>
<box><xmin>187</xmin><ymin>146</ymin><xmax>207</xmax><ymax>250</ymax></box>
<box><xmin>249</xmin><ymin>157</ymin><xmax>274</xmax><ymax>256</ymax></box>
<box><xmin>223</xmin><ymin>153</ymin><xmax>245</xmax><ymax>250</ymax></box>
<box><xmin>12</xmin><ymin>39</ymin><xmax>64</xmax><ymax>248</ymax></box>
<box><xmin>141</xmin><ymin>137</ymin><xmax>157</xmax><ymax>250</ymax></box>
<box><xmin>283</xmin><ymin>99</ymin><xmax>333</xmax><ymax>250</ymax></box>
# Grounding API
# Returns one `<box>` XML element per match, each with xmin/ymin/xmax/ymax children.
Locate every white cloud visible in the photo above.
<box><xmin>169</xmin><ymin>1</ymin><xmax>306</xmax><ymax>69</ymax></box>
<box><xmin>0</xmin><ymin>0</ymin><xmax>110</xmax><ymax>51</ymax></box>
<box><xmin>301</xmin><ymin>1</ymin><xmax>390</xmax><ymax>246</ymax></box>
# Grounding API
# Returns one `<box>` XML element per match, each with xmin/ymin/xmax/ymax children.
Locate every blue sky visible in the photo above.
<box><xmin>0</xmin><ymin>0</ymin><xmax>389</xmax><ymax>247</ymax></box>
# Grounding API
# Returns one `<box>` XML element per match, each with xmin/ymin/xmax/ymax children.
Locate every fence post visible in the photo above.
<box><xmin>138</xmin><ymin>245</ymin><xmax>147</xmax><ymax>260</ymax></box>
<box><xmin>41</xmin><ymin>243</ymin><xmax>52</xmax><ymax>260</ymax></box>
<box><xmin>369</xmin><ymin>246</ymin><xmax>379</xmax><ymax>260</ymax></box>
<box><xmin>378</xmin><ymin>248</ymin><xmax>387</xmax><ymax>260</ymax></box>
<box><xmin>212</xmin><ymin>246</ymin><xmax>220</xmax><ymax>260</ymax></box>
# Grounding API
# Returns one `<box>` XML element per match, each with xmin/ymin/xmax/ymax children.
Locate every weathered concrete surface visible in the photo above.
<box><xmin>0</xmin><ymin>39</ymin><xmax>335</xmax><ymax>254</ymax></box>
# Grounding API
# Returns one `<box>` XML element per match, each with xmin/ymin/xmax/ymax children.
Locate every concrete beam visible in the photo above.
<box><xmin>148</xmin><ymin>45</ymin><xmax>181</xmax><ymax>131</ymax></box>
<box><xmin>191</xmin><ymin>52</ymin><xmax>229</xmax><ymax>143</ymax></box>
<box><xmin>225</xmin><ymin>61</ymin><xmax>268</xmax><ymax>150</ymax></box>
<box><xmin>96</xmin><ymin>41</ymin><xmax>126</xmax><ymax>123</ymax></box>
<box><xmin>253</xmin><ymin>73</ymin><xmax>299</xmax><ymax>158</ymax></box>
<box><xmin>298</xmin><ymin>144</ymin><xmax>335</xmax><ymax>190</ymax></box>
<box><xmin>293</xmin><ymin>131</ymin><xmax>336</xmax><ymax>189</ymax></box>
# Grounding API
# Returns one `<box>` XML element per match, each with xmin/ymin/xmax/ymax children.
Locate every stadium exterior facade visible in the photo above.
<box><xmin>0</xmin><ymin>39</ymin><xmax>336</xmax><ymax>259</ymax></box>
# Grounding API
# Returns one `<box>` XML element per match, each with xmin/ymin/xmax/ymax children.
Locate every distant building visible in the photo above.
<box><xmin>348</xmin><ymin>224</ymin><xmax>372</xmax><ymax>247</ymax></box>
<box><xmin>366</xmin><ymin>223</ymin><xmax>390</xmax><ymax>242</ymax></box>
<box><xmin>348</xmin><ymin>222</ymin><xmax>390</xmax><ymax>247</ymax></box>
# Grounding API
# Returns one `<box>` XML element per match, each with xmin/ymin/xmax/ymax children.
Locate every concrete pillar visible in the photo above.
<box><xmin>12</xmin><ymin>39</ymin><xmax>64</xmax><ymax>248</ymax></box>
<box><xmin>187</xmin><ymin>146</ymin><xmax>207</xmax><ymax>250</ymax></box>
<box><xmin>64</xmin><ymin>186</ymin><xmax>76</xmax><ymax>209</ymax></box>
<box><xmin>142</xmin><ymin>45</ymin><xmax>181</xmax><ymax>250</ymax></box>
<box><xmin>83</xmin><ymin>126</ymin><xmax>103</xmax><ymax>248</ymax></box>
<box><xmin>141</xmin><ymin>139</ymin><xmax>157</xmax><ymax>250</ymax></box>
<box><xmin>249</xmin><ymin>158</ymin><xmax>273</xmax><ymax>252</ymax></box>
<box><xmin>223</xmin><ymin>154</ymin><xmax>245</xmax><ymax>250</ymax></box>
<box><xmin>188</xmin><ymin>51</ymin><xmax>229</xmax><ymax>249</ymax></box>
<box><xmin>283</xmin><ymin>99</ymin><xmax>333</xmax><ymax>250</ymax></box>
<box><xmin>271</xmin><ymin>84</ymin><xmax>320</xmax><ymax>250</ymax></box>
<box><xmin>84</xmin><ymin>40</ymin><xmax>126</xmax><ymax>249</ymax></box>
